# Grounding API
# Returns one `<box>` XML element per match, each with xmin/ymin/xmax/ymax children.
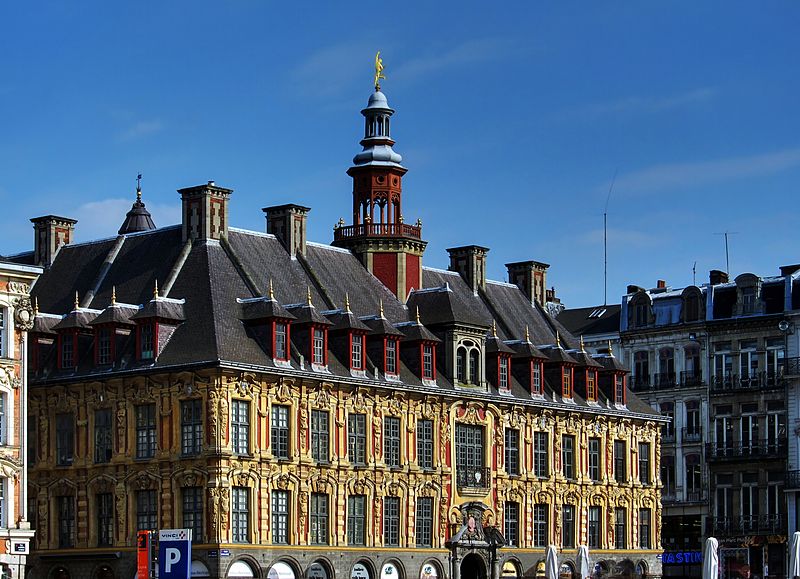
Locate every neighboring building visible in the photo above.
<box><xmin>619</xmin><ymin>269</ymin><xmax>800</xmax><ymax>579</ymax></box>
<box><xmin>13</xmin><ymin>85</ymin><xmax>664</xmax><ymax>579</ymax></box>
<box><xmin>0</xmin><ymin>258</ymin><xmax>41</xmax><ymax>578</ymax></box>
<box><xmin>557</xmin><ymin>304</ymin><xmax>622</xmax><ymax>359</ymax></box>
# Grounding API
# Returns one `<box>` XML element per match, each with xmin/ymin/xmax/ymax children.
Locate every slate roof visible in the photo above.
<box><xmin>557</xmin><ymin>304</ymin><xmax>621</xmax><ymax>338</ymax></box>
<box><xmin>27</xmin><ymin>223</ymin><xmax>660</xmax><ymax>420</ymax></box>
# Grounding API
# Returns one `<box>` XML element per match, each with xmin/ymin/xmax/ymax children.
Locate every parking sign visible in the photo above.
<box><xmin>158</xmin><ymin>529</ymin><xmax>192</xmax><ymax>579</ymax></box>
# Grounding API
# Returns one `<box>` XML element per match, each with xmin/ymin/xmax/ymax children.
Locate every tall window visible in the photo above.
<box><xmin>532</xmin><ymin>361</ymin><xmax>542</xmax><ymax>394</ymax></box>
<box><xmin>181</xmin><ymin>399</ymin><xmax>203</xmax><ymax>457</ymax></box>
<box><xmin>741</xmin><ymin>472</ymin><xmax>759</xmax><ymax>531</ymax></box>
<box><xmin>136</xmin><ymin>490</ymin><xmax>157</xmax><ymax>531</ymax></box>
<box><xmin>661</xmin><ymin>401</ymin><xmax>675</xmax><ymax>439</ymax></box>
<box><xmin>740</xmin><ymin>340</ymin><xmax>758</xmax><ymax>382</ymax></box>
<box><xmin>614</xmin><ymin>507</ymin><xmax>627</xmax><ymax>549</ymax></box>
<box><xmin>348</xmin><ymin>414</ymin><xmax>367</xmax><ymax>465</ymax></box>
<box><xmin>274</xmin><ymin>322</ymin><xmax>288</xmax><ymax>360</ymax></box>
<box><xmin>614</xmin><ymin>440</ymin><xmax>626</xmax><ymax>483</ymax></box>
<box><xmin>385</xmin><ymin>338</ymin><xmax>398</xmax><ymax>375</ymax></box>
<box><xmin>686</xmin><ymin>454</ymin><xmax>702</xmax><ymax>499</ymax></box>
<box><xmin>0</xmin><ymin>309</ymin><xmax>4</xmax><ymax>357</ymax></box>
<box><xmin>469</xmin><ymin>349</ymin><xmax>479</xmax><ymax>384</ymax></box>
<box><xmin>766</xmin><ymin>338</ymin><xmax>785</xmax><ymax>379</ymax></box>
<box><xmin>533</xmin><ymin>504</ymin><xmax>548</xmax><ymax>547</ymax></box>
<box><xmin>615</xmin><ymin>375</ymin><xmax>625</xmax><ymax>403</ymax></box>
<box><xmin>422</xmin><ymin>344</ymin><xmax>434</xmax><ymax>380</ymax></box>
<box><xmin>347</xmin><ymin>495</ymin><xmax>366</xmax><ymax>545</ymax></box>
<box><xmin>97</xmin><ymin>493</ymin><xmax>113</xmax><ymax>547</ymax></box>
<box><xmin>767</xmin><ymin>405</ymin><xmax>787</xmax><ymax>453</ymax></box>
<box><xmin>60</xmin><ymin>332</ymin><xmax>74</xmax><ymax>369</ymax></box>
<box><xmin>311</xmin><ymin>409</ymin><xmax>329</xmax><ymax>462</ymax></box>
<box><xmin>638</xmin><ymin>443</ymin><xmax>650</xmax><ymax>485</ymax></box>
<box><xmin>661</xmin><ymin>455</ymin><xmax>676</xmax><ymax>496</ymax></box>
<box><xmin>182</xmin><ymin>486</ymin><xmax>203</xmax><ymax>543</ymax></box>
<box><xmin>456</xmin><ymin>348</ymin><xmax>466</xmax><ymax>382</ymax></box>
<box><xmin>97</xmin><ymin>327</ymin><xmax>112</xmax><ymax>365</ymax></box>
<box><xmin>383</xmin><ymin>496</ymin><xmax>400</xmax><ymax>547</ymax></box>
<box><xmin>232</xmin><ymin>487</ymin><xmax>249</xmax><ymax>543</ymax></box>
<box><xmin>588</xmin><ymin>506</ymin><xmax>602</xmax><ymax>549</ymax></box>
<box><xmin>499</xmin><ymin>357</ymin><xmax>509</xmax><ymax>389</ymax></box>
<box><xmin>56</xmin><ymin>413</ymin><xmax>74</xmax><ymax>466</ymax></box>
<box><xmin>685</xmin><ymin>400</ymin><xmax>701</xmax><ymax>437</ymax></box>
<box><xmin>384</xmin><ymin>416</ymin><xmax>401</xmax><ymax>467</ymax></box>
<box><xmin>310</xmin><ymin>493</ymin><xmax>328</xmax><ymax>545</ymax></box>
<box><xmin>633</xmin><ymin>351</ymin><xmax>649</xmax><ymax>388</ymax></box>
<box><xmin>231</xmin><ymin>400</ymin><xmax>249</xmax><ymax>454</ymax></box>
<box><xmin>639</xmin><ymin>508</ymin><xmax>651</xmax><ymax>548</ymax></box>
<box><xmin>417</xmin><ymin>419</ymin><xmax>433</xmax><ymax>470</ymax></box>
<box><xmin>659</xmin><ymin>348</ymin><xmax>675</xmax><ymax>382</ymax></box>
<box><xmin>767</xmin><ymin>470</ymin><xmax>784</xmax><ymax>519</ymax></box>
<box><xmin>140</xmin><ymin>323</ymin><xmax>154</xmax><ymax>360</ymax></box>
<box><xmin>504</xmin><ymin>501</ymin><xmax>519</xmax><ymax>547</ymax></box>
<box><xmin>562</xmin><ymin>504</ymin><xmax>575</xmax><ymax>548</ymax></box>
<box><xmin>312</xmin><ymin>328</ymin><xmax>325</xmax><ymax>366</ymax></box>
<box><xmin>271</xmin><ymin>405</ymin><xmax>290</xmax><ymax>459</ymax></box>
<box><xmin>94</xmin><ymin>408</ymin><xmax>113</xmax><ymax>463</ymax></box>
<box><xmin>455</xmin><ymin>424</ymin><xmax>485</xmax><ymax>486</ymax></box>
<box><xmin>562</xmin><ymin>435</ymin><xmax>575</xmax><ymax>480</ymax></box>
<box><xmin>351</xmin><ymin>334</ymin><xmax>364</xmax><ymax>370</ymax></box>
<box><xmin>588</xmin><ymin>438</ymin><xmax>601</xmax><ymax>482</ymax></box>
<box><xmin>57</xmin><ymin>496</ymin><xmax>75</xmax><ymax>547</ymax></box>
<box><xmin>562</xmin><ymin>367</ymin><xmax>572</xmax><ymax>397</ymax></box>
<box><xmin>534</xmin><ymin>431</ymin><xmax>549</xmax><ymax>478</ymax></box>
<box><xmin>505</xmin><ymin>428</ymin><xmax>519</xmax><ymax>476</ymax></box>
<box><xmin>587</xmin><ymin>370</ymin><xmax>597</xmax><ymax>400</ymax></box>
<box><xmin>272</xmin><ymin>490</ymin><xmax>289</xmax><ymax>544</ymax></box>
<box><xmin>415</xmin><ymin>497</ymin><xmax>433</xmax><ymax>547</ymax></box>
<box><xmin>135</xmin><ymin>404</ymin><xmax>156</xmax><ymax>459</ymax></box>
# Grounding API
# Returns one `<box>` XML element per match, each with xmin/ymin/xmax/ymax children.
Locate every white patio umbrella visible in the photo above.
<box><xmin>702</xmin><ymin>537</ymin><xmax>719</xmax><ymax>579</ymax></box>
<box><xmin>789</xmin><ymin>531</ymin><xmax>800</xmax><ymax>579</ymax></box>
<box><xmin>578</xmin><ymin>545</ymin><xmax>591</xmax><ymax>579</ymax></box>
<box><xmin>545</xmin><ymin>545</ymin><xmax>559</xmax><ymax>579</ymax></box>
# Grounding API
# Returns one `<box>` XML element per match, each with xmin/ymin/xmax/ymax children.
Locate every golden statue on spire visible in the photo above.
<box><xmin>374</xmin><ymin>51</ymin><xmax>386</xmax><ymax>91</ymax></box>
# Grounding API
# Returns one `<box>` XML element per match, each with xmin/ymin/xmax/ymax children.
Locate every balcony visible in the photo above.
<box><xmin>681</xmin><ymin>427</ymin><xmax>703</xmax><ymax>443</ymax></box>
<box><xmin>631</xmin><ymin>374</ymin><xmax>651</xmax><ymax>392</ymax></box>
<box><xmin>457</xmin><ymin>466</ymin><xmax>491</xmax><ymax>492</ymax></box>
<box><xmin>333</xmin><ymin>222</ymin><xmax>422</xmax><ymax>241</ymax></box>
<box><xmin>680</xmin><ymin>370</ymin><xmax>704</xmax><ymax>388</ymax></box>
<box><xmin>710</xmin><ymin>372</ymin><xmax>786</xmax><ymax>393</ymax></box>
<box><xmin>786</xmin><ymin>470</ymin><xmax>800</xmax><ymax>490</ymax></box>
<box><xmin>706</xmin><ymin>515</ymin><xmax>785</xmax><ymax>536</ymax></box>
<box><xmin>705</xmin><ymin>438</ymin><xmax>787</xmax><ymax>461</ymax></box>
<box><xmin>662</xmin><ymin>429</ymin><xmax>676</xmax><ymax>444</ymax></box>
<box><xmin>653</xmin><ymin>372</ymin><xmax>678</xmax><ymax>389</ymax></box>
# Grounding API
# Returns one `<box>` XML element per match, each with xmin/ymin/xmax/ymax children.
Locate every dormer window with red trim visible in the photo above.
<box><xmin>59</xmin><ymin>331</ymin><xmax>77</xmax><ymax>370</ymax></box>
<box><xmin>350</xmin><ymin>333</ymin><xmax>365</xmax><ymax>371</ymax></box>
<box><xmin>422</xmin><ymin>343</ymin><xmax>436</xmax><ymax>382</ymax></box>
<box><xmin>532</xmin><ymin>361</ymin><xmax>543</xmax><ymax>395</ymax></box>
<box><xmin>385</xmin><ymin>337</ymin><xmax>398</xmax><ymax>376</ymax></box>
<box><xmin>615</xmin><ymin>374</ymin><xmax>626</xmax><ymax>404</ymax></box>
<box><xmin>587</xmin><ymin>370</ymin><xmax>598</xmax><ymax>402</ymax></box>
<box><xmin>311</xmin><ymin>326</ymin><xmax>327</xmax><ymax>368</ymax></box>
<box><xmin>274</xmin><ymin>321</ymin><xmax>289</xmax><ymax>361</ymax></box>
<box><xmin>562</xmin><ymin>366</ymin><xmax>573</xmax><ymax>398</ymax></box>
<box><xmin>499</xmin><ymin>356</ymin><xmax>510</xmax><ymax>391</ymax></box>
<box><xmin>96</xmin><ymin>327</ymin><xmax>113</xmax><ymax>365</ymax></box>
<box><xmin>138</xmin><ymin>322</ymin><xmax>155</xmax><ymax>360</ymax></box>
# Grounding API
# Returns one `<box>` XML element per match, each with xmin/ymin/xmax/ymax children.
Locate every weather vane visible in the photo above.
<box><xmin>374</xmin><ymin>51</ymin><xmax>386</xmax><ymax>91</ymax></box>
<box><xmin>136</xmin><ymin>173</ymin><xmax>142</xmax><ymax>201</ymax></box>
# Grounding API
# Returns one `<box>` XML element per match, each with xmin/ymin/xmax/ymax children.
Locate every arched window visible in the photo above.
<box><xmin>658</xmin><ymin>348</ymin><xmax>675</xmax><ymax>386</ymax></box>
<box><xmin>633</xmin><ymin>351</ymin><xmax>649</xmax><ymax>389</ymax></box>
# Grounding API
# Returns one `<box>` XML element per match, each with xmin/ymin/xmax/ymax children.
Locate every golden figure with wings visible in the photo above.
<box><xmin>374</xmin><ymin>51</ymin><xmax>386</xmax><ymax>91</ymax></box>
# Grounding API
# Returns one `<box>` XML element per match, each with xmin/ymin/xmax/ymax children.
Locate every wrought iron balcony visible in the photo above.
<box><xmin>456</xmin><ymin>466</ymin><xmax>491</xmax><ymax>490</ymax></box>
<box><xmin>333</xmin><ymin>222</ymin><xmax>422</xmax><ymax>241</ymax></box>
<box><xmin>685</xmin><ymin>490</ymin><xmax>706</xmax><ymax>503</ymax></box>
<box><xmin>710</xmin><ymin>372</ymin><xmax>786</xmax><ymax>393</ymax></box>
<box><xmin>705</xmin><ymin>438</ymin><xmax>787</xmax><ymax>461</ymax></box>
<box><xmin>631</xmin><ymin>374</ymin><xmax>651</xmax><ymax>391</ymax></box>
<box><xmin>680</xmin><ymin>370</ymin><xmax>704</xmax><ymax>388</ymax></box>
<box><xmin>662</xmin><ymin>429</ymin><xmax>676</xmax><ymax>443</ymax></box>
<box><xmin>681</xmin><ymin>427</ymin><xmax>703</xmax><ymax>443</ymax></box>
<box><xmin>653</xmin><ymin>372</ymin><xmax>678</xmax><ymax>389</ymax></box>
<box><xmin>706</xmin><ymin>515</ymin><xmax>785</xmax><ymax>536</ymax></box>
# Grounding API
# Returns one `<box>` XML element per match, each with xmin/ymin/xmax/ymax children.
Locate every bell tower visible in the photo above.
<box><xmin>333</xmin><ymin>65</ymin><xmax>427</xmax><ymax>301</ymax></box>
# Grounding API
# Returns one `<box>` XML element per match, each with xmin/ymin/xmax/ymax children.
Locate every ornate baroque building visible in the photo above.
<box><xmin>0</xmin><ymin>257</ymin><xmax>41</xmax><ymax>578</ymax></box>
<box><xmin>13</xmin><ymin>84</ymin><xmax>664</xmax><ymax>579</ymax></box>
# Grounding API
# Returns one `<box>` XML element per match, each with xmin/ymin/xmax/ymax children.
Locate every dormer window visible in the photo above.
<box><xmin>469</xmin><ymin>350</ymin><xmax>479</xmax><ymax>384</ymax></box>
<box><xmin>312</xmin><ymin>327</ymin><xmax>327</xmax><ymax>367</ymax></box>
<box><xmin>499</xmin><ymin>357</ymin><xmax>510</xmax><ymax>390</ymax></box>
<box><xmin>456</xmin><ymin>341</ymin><xmax>481</xmax><ymax>385</ymax></box>
<box><xmin>274</xmin><ymin>321</ymin><xmax>288</xmax><ymax>361</ymax></box>
<box><xmin>587</xmin><ymin>370</ymin><xmax>598</xmax><ymax>401</ymax></box>
<box><xmin>422</xmin><ymin>344</ymin><xmax>435</xmax><ymax>381</ymax></box>
<box><xmin>742</xmin><ymin>286</ymin><xmax>756</xmax><ymax>315</ymax></box>
<box><xmin>532</xmin><ymin>361</ymin><xmax>542</xmax><ymax>394</ymax></box>
<box><xmin>96</xmin><ymin>327</ymin><xmax>112</xmax><ymax>365</ymax></box>
<box><xmin>60</xmin><ymin>332</ymin><xmax>76</xmax><ymax>369</ymax></box>
<box><xmin>615</xmin><ymin>375</ymin><xmax>626</xmax><ymax>404</ymax></box>
<box><xmin>562</xmin><ymin>367</ymin><xmax>573</xmax><ymax>398</ymax></box>
<box><xmin>350</xmin><ymin>333</ymin><xmax>364</xmax><ymax>371</ymax></box>
<box><xmin>139</xmin><ymin>323</ymin><xmax>155</xmax><ymax>360</ymax></box>
<box><xmin>385</xmin><ymin>337</ymin><xmax>398</xmax><ymax>375</ymax></box>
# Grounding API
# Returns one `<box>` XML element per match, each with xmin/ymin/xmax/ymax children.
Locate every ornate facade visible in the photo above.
<box><xmin>14</xmin><ymin>84</ymin><xmax>664</xmax><ymax>579</ymax></box>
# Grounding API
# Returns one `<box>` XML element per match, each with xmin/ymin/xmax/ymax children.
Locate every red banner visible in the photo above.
<box><xmin>137</xmin><ymin>531</ymin><xmax>150</xmax><ymax>579</ymax></box>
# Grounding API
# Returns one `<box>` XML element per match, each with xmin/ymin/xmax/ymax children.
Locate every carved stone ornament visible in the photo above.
<box><xmin>353</xmin><ymin>477</ymin><xmax>367</xmax><ymax>495</ymax></box>
<box><xmin>12</xmin><ymin>297</ymin><xmax>34</xmax><ymax>331</ymax></box>
<box><xmin>386</xmin><ymin>481</ymin><xmax>401</xmax><ymax>497</ymax></box>
<box><xmin>349</xmin><ymin>387</ymin><xmax>369</xmax><ymax>412</ymax></box>
<box><xmin>235</xmin><ymin>373</ymin><xmax>257</xmax><ymax>398</ymax></box>
<box><xmin>275</xmin><ymin>473</ymin><xmax>291</xmax><ymax>490</ymax></box>
<box><xmin>134</xmin><ymin>471</ymin><xmax>154</xmax><ymax>490</ymax></box>
<box><xmin>313</xmin><ymin>383</ymin><xmax>333</xmax><ymax>408</ymax></box>
<box><xmin>182</xmin><ymin>472</ymin><xmax>198</xmax><ymax>488</ymax></box>
<box><xmin>235</xmin><ymin>472</ymin><xmax>250</xmax><ymax>488</ymax></box>
<box><xmin>52</xmin><ymin>479</ymin><xmax>75</xmax><ymax>497</ymax></box>
<box><xmin>8</xmin><ymin>282</ymin><xmax>30</xmax><ymax>296</ymax></box>
<box><xmin>273</xmin><ymin>379</ymin><xmax>292</xmax><ymax>403</ymax></box>
<box><xmin>132</xmin><ymin>380</ymin><xmax>156</xmax><ymax>403</ymax></box>
<box><xmin>0</xmin><ymin>366</ymin><xmax>20</xmax><ymax>390</ymax></box>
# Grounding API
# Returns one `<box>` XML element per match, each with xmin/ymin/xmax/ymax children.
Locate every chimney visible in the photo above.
<box><xmin>178</xmin><ymin>181</ymin><xmax>233</xmax><ymax>242</ymax></box>
<box><xmin>506</xmin><ymin>260</ymin><xmax>550</xmax><ymax>306</ymax></box>
<box><xmin>657</xmin><ymin>280</ymin><xmax>667</xmax><ymax>289</ymax></box>
<box><xmin>263</xmin><ymin>204</ymin><xmax>311</xmax><ymax>258</ymax></box>
<box><xmin>448</xmin><ymin>245</ymin><xmax>489</xmax><ymax>294</ymax></box>
<box><xmin>709</xmin><ymin>270</ymin><xmax>729</xmax><ymax>285</ymax></box>
<box><xmin>31</xmin><ymin>215</ymin><xmax>77</xmax><ymax>267</ymax></box>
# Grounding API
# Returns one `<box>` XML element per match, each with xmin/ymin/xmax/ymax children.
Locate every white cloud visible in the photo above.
<box><xmin>613</xmin><ymin>147</ymin><xmax>800</xmax><ymax>194</ymax></box>
<box><xmin>117</xmin><ymin>120</ymin><xmax>163</xmax><ymax>142</ymax></box>
<box><xmin>559</xmin><ymin>87</ymin><xmax>716</xmax><ymax>119</ymax></box>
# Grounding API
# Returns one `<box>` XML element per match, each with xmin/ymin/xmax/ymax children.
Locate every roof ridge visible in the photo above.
<box><xmin>306</xmin><ymin>241</ymin><xmax>352</xmax><ymax>254</ymax></box>
<box><xmin>228</xmin><ymin>227</ymin><xmax>277</xmax><ymax>240</ymax></box>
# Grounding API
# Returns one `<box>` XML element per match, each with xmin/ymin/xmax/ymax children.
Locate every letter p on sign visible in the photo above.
<box><xmin>165</xmin><ymin>548</ymin><xmax>181</xmax><ymax>572</ymax></box>
<box><xmin>159</xmin><ymin>529</ymin><xmax>192</xmax><ymax>579</ymax></box>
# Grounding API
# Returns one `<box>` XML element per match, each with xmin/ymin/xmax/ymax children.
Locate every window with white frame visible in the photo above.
<box><xmin>271</xmin><ymin>405</ymin><xmax>290</xmax><ymax>459</ymax></box>
<box><xmin>534</xmin><ymin>431</ymin><xmax>549</xmax><ymax>478</ymax></box>
<box><xmin>232</xmin><ymin>487</ymin><xmax>249</xmax><ymax>543</ymax></box>
<box><xmin>271</xmin><ymin>490</ymin><xmax>289</xmax><ymax>544</ymax></box>
<box><xmin>274</xmin><ymin>321</ymin><xmax>288</xmax><ymax>360</ymax></box>
<box><xmin>312</xmin><ymin>327</ymin><xmax>325</xmax><ymax>366</ymax></box>
<box><xmin>417</xmin><ymin>419</ymin><xmax>433</xmax><ymax>469</ymax></box>
<box><xmin>351</xmin><ymin>334</ymin><xmax>364</xmax><ymax>370</ymax></box>
<box><xmin>310</xmin><ymin>493</ymin><xmax>328</xmax><ymax>545</ymax></box>
<box><xmin>504</xmin><ymin>501</ymin><xmax>519</xmax><ymax>547</ymax></box>
<box><xmin>385</xmin><ymin>337</ymin><xmax>398</xmax><ymax>375</ymax></box>
<box><xmin>231</xmin><ymin>400</ymin><xmax>249</xmax><ymax>455</ymax></box>
<box><xmin>533</xmin><ymin>503</ymin><xmax>548</xmax><ymax>547</ymax></box>
<box><xmin>384</xmin><ymin>416</ymin><xmax>401</xmax><ymax>468</ymax></box>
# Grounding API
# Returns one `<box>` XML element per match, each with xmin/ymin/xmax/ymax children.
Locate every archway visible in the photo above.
<box><xmin>460</xmin><ymin>554</ymin><xmax>486</xmax><ymax>579</ymax></box>
<box><xmin>93</xmin><ymin>565</ymin><xmax>114</xmax><ymax>579</ymax></box>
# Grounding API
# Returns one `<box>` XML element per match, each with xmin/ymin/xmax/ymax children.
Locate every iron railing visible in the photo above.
<box><xmin>680</xmin><ymin>370</ymin><xmax>704</xmax><ymax>387</ymax></box>
<box><xmin>706</xmin><ymin>515</ymin><xmax>785</xmax><ymax>536</ymax></box>
<box><xmin>705</xmin><ymin>438</ymin><xmax>787</xmax><ymax>460</ymax></box>
<box><xmin>681</xmin><ymin>427</ymin><xmax>703</xmax><ymax>443</ymax></box>
<box><xmin>710</xmin><ymin>372</ymin><xmax>786</xmax><ymax>393</ymax></box>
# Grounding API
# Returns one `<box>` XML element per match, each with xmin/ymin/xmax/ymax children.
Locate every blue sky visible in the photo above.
<box><xmin>2</xmin><ymin>2</ymin><xmax>799</xmax><ymax>308</ymax></box>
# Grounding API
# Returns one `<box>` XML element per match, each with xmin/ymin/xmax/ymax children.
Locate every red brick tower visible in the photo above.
<box><xmin>332</xmin><ymin>87</ymin><xmax>426</xmax><ymax>301</ymax></box>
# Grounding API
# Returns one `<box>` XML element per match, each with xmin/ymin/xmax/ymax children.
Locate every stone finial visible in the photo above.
<box><xmin>555</xmin><ymin>330</ymin><xmax>561</xmax><ymax>348</ymax></box>
<box><xmin>415</xmin><ymin>306</ymin><xmax>421</xmax><ymax>324</ymax></box>
<box><xmin>608</xmin><ymin>340</ymin><xmax>614</xmax><ymax>357</ymax></box>
<box><xmin>379</xmin><ymin>298</ymin><xmax>384</xmax><ymax>318</ymax></box>
<box><xmin>111</xmin><ymin>286</ymin><xmax>117</xmax><ymax>305</ymax></box>
<box><xmin>344</xmin><ymin>293</ymin><xmax>351</xmax><ymax>313</ymax></box>
<box><xmin>307</xmin><ymin>286</ymin><xmax>313</xmax><ymax>306</ymax></box>
<box><xmin>491</xmin><ymin>320</ymin><xmax>497</xmax><ymax>338</ymax></box>
<box><xmin>74</xmin><ymin>291</ymin><xmax>79</xmax><ymax>310</ymax></box>
<box><xmin>153</xmin><ymin>280</ymin><xmax>159</xmax><ymax>300</ymax></box>
<box><xmin>268</xmin><ymin>279</ymin><xmax>275</xmax><ymax>301</ymax></box>
<box><xmin>34</xmin><ymin>297</ymin><xmax>39</xmax><ymax>316</ymax></box>
<box><xmin>580</xmin><ymin>335</ymin><xmax>586</xmax><ymax>352</ymax></box>
<box><xmin>525</xmin><ymin>326</ymin><xmax>530</xmax><ymax>342</ymax></box>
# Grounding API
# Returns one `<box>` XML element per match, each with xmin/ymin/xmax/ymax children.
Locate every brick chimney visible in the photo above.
<box><xmin>506</xmin><ymin>260</ymin><xmax>550</xmax><ymax>306</ymax></box>
<box><xmin>709</xmin><ymin>270</ymin><xmax>729</xmax><ymax>285</ymax></box>
<box><xmin>178</xmin><ymin>181</ymin><xmax>233</xmax><ymax>242</ymax></box>
<box><xmin>657</xmin><ymin>280</ymin><xmax>667</xmax><ymax>289</ymax></box>
<box><xmin>448</xmin><ymin>246</ymin><xmax>489</xmax><ymax>294</ymax></box>
<box><xmin>31</xmin><ymin>215</ymin><xmax>77</xmax><ymax>268</ymax></box>
<box><xmin>263</xmin><ymin>204</ymin><xmax>310</xmax><ymax>258</ymax></box>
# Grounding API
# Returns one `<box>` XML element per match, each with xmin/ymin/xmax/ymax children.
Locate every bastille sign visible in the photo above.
<box><xmin>158</xmin><ymin>528</ymin><xmax>192</xmax><ymax>579</ymax></box>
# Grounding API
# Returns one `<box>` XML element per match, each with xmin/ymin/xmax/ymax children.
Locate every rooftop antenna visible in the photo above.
<box><xmin>714</xmin><ymin>231</ymin><xmax>738</xmax><ymax>275</ymax></box>
<box><xmin>603</xmin><ymin>169</ymin><xmax>617</xmax><ymax>306</ymax></box>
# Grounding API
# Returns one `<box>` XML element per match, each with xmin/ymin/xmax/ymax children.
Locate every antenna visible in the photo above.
<box><xmin>692</xmin><ymin>261</ymin><xmax>697</xmax><ymax>286</ymax></box>
<box><xmin>603</xmin><ymin>169</ymin><xmax>617</xmax><ymax>306</ymax></box>
<box><xmin>714</xmin><ymin>231</ymin><xmax>739</xmax><ymax>275</ymax></box>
